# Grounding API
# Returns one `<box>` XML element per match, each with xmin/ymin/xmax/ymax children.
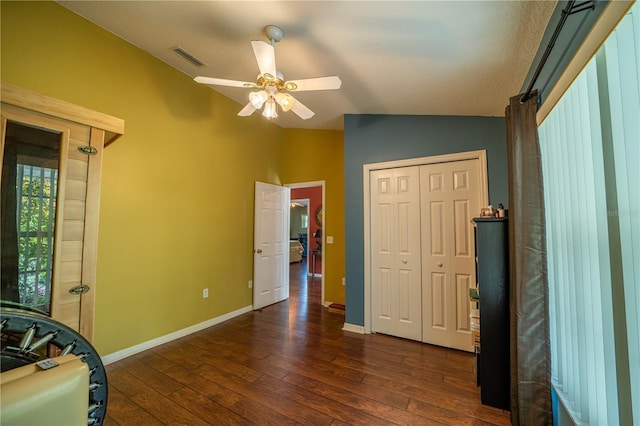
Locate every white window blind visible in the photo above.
<box><xmin>538</xmin><ymin>2</ymin><xmax>639</xmax><ymax>424</ymax></box>
<box><xmin>603</xmin><ymin>5</ymin><xmax>640</xmax><ymax>422</ymax></box>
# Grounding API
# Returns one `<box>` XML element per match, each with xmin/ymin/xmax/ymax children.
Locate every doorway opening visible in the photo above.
<box><xmin>287</xmin><ymin>181</ymin><xmax>325</xmax><ymax>307</ymax></box>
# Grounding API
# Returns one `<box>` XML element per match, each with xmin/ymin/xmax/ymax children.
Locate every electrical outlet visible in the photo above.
<box><xmin>203</xmin><ymin>288</ymin><xmax>208</xmax><ymax>298</ymax></box>
<box><xmin>248</xmin><ymin>280</ymin><xmax>253</xmax><ymax>288</ymax></box>
<box><xmin>341</xmin><ymin>277</ymin><xmax>346</xmax><ymax>286</ymax></box>
<box><xmin>327</xmin><ymin>236</ymin><xmax>334</xmax><ymax>244</ymax></box>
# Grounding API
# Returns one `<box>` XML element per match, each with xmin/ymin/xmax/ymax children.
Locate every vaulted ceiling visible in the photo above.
<box><xmin>58</xmin><ymin>1</ymin><xmax>557</xmax><ymax>130</ymax></box>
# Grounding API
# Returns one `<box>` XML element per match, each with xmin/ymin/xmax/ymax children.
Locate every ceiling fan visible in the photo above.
<box><xmin>194</xmin><ymin>25</ymin><xmax>342</xmax><ymax>120</ymax></box>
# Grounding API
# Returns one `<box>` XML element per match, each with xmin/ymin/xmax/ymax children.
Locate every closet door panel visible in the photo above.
<box><xmin>371</xmin><ymin>167</ymin><xmax>422</xmax><ymax>341</ymax></box>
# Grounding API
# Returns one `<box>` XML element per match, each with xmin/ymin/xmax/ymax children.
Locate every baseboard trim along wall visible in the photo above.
<box><xmin>342</xmin><ymin>322</ymin><xmax>365</xmax><ymax>334</ymax></box>
<box><xmin>101</xmin><ymin>305</ymin><xmax>253</xmax><ymax>365</ymax></box>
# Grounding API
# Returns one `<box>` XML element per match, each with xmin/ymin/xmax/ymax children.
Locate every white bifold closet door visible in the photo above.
<box><xmin>371</xmin><ymin>159</ymin><xmax>481</xmax><ymax>352</ymax></box>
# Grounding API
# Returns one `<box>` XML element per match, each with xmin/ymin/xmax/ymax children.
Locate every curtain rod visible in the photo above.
<box><xmin>521</xmin><ymin>0</ymin><xmax>596</xmax><ymax>103</ymax></box>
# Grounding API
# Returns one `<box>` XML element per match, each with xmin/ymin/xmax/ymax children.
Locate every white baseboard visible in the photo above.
<box><xmin>101</xmin><ymin>305</ymin><xmax>253</xmax><ymax>365</ymax></box>
<box><xmin>342</xmin><ymin>322</ymin><xmax>365</xmax><ymax>334</ymax></box>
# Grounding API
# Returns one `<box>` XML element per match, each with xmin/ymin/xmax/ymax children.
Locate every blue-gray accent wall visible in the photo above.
<box><xmin>343</xmin><ymin>114</ymin><xmax>508</xmax><ymax>326</ymax></box>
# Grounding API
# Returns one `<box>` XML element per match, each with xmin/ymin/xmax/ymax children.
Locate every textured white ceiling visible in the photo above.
<box><xmin>58</xmin><ymin>1</ymin><xmax>557</xmax><ymax>130</ymax></box>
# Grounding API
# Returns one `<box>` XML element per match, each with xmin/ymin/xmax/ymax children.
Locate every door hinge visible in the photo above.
<box><xmin>78</xmin><ymin>146</ymin><xmax>98</xmax><ymax>155</ymax></box>
<box><xmin>69</xmin><ymin>284</ymin><xmax>90</xmax><ymax>295</ymax></box>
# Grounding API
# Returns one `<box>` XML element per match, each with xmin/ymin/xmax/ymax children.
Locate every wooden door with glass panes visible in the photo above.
<box><xmin>1</xmin><ymin>83</ymin><xmax>123</xmax><ymax>342</ymax></box>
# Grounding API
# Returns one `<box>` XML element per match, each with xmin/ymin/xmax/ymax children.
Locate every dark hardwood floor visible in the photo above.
<box><xmin>103</xmin><ymin>261</ymin><xmax>510</xmax><ymax>425</ymax></box>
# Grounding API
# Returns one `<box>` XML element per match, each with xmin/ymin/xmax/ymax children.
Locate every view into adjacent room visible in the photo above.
<box><xmin>289</xmin><ymin>185</ymin><xmax>323</xmax><ymax>306</ymax></box>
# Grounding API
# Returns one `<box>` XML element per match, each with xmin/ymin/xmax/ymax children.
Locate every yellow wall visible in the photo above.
<box><xmin>282</xmin><ymin>129</ymin><xmax>345</xmax><ymax>305</ymax></box>
<box><xmin>2</xmin><ymin>1</ymin><xmax>344</xmax><ymax>356</ymax></box>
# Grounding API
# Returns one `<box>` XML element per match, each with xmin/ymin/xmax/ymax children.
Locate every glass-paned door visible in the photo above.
<box><xmin>1</xmin><ymin>122</ymin><xmax>61</xmax><ymax>314</ymax></box>
<box><xmin>1</xmin><ymin>105</ymin><xmax>104</xmax><ymax>342</ymax></box>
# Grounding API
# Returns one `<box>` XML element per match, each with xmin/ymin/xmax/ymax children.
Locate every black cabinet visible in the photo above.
<box><xmin>473</xmin><ymin>217</ymin><xmax>510</xmax><ymax>411</ymax></box>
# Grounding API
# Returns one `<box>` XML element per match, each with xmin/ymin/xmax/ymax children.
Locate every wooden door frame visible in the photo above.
<box><xmin>1</xmin><ymin>82</ymin><xmax>123</xmax><ymax>342</ymax></box>
<box><xmin>1</xmin><ymin>83</ymin><xmax>123</xmax><ymax>146</ymax></box>
<box><xmin>362</xmin><ymin>150</ymin><xmax>488</xmax><ymax>334</ymax></box>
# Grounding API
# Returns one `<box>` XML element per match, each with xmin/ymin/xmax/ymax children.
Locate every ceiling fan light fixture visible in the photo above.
<box><xmin>262</xmin><ymin>98</ymin><xmax>278</xmax><ymax>119</ymax></box>
<box><xmin>249</xmin><ymin>90</ymin><xmax>269</xmax><ymax>109</ymax></box>
<box><xmin>194</xmin><ymin>24</ymin><xmax>341</xmax><ymax>121</ymax></box>
<box><xmin>276</xmin><ymin>92</ymin><xmax>295</xmax><ymax>111</ymax></box>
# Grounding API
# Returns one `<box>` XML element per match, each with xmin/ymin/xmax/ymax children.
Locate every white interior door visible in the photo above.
<box><xmin>253</xmin><ymin>182</ymin><xmax>290</xmax><ymax>310</ymax></box>
<box><xmin>371</xmin><ymin>167</ymin><xmax>422</xmax><ymax>341</ymax></box>
<box><xmin>420</xmin><ymin>159</ymin><xmax>480</xmax><ymax>351</ymax></box>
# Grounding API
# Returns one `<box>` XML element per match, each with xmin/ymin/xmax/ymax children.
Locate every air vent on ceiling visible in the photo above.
<box><xmin>171</xmin><ymin>46</ymin><xmax>205</xmax><ymax>67</ymax></box>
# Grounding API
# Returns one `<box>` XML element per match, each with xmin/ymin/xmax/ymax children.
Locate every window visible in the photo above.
<box><xmin>17</xmin><ymin>164</ymin><xmax>58</xmax><ymax>313</ymax></box>
<box><xmin>2</xmin><ymin>122</ymin><xmax>60</xmax><ymax>315</ymax></box>
<box><xmin>538</xmin><ymin>3</ymin><xmax>639</xmax><ymax>424</ymax></box>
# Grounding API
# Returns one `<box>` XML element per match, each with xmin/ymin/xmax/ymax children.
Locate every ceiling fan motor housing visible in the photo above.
<box><xmin>265</xmin><ymin>25</ymin><xmax>284</xmax><ymax>44</ymax></box>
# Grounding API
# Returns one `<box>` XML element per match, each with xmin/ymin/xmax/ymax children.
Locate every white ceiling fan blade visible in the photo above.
<box><xmin>237</xmin><ymin>102</ymin><xmax>257</xmax><ymax>117</ymax></box>
<box><xmin>285</xmin><ymin>76</ymin><xmax>342</xmax><ymax>92</ymax></box>
<box><xmin>289</xmin><ymin>96</ymin><xmax>315</xmax><ymax>120</ymax></box>
<box><xmin>251</xmin><ymin>41</ymin><xmax>277</xmax><ymax>78</ymax></box>
<box><xmin>194</xmin><ymin>76</ymin><xmax>256</xmax><ymax>88</ymax></box>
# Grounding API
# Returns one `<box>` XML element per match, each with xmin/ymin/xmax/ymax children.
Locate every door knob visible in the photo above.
<box><xmin>437</xmin><ymin>262</ymin><xmax>443</xmax><ymax>267</ymax></box>
<box><xmin>256</xmin><ymin>249</ymin><xmax>262</xmax><ymax>254</ymax></box>
<box><xmin>402</xmin><ymin>259</ymin><xmax>408</xmax><ymax>264</ymax></box>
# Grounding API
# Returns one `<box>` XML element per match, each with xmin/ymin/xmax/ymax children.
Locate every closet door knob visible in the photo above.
<box><xmin>402</xmin><ymin>259</ymin><xmax>408</xmax><ymax>264</ymax></box>
<box><xmin>437</xmin><ymin>262</ymin><xmax>443</xmax><ymax>267</ymax></box>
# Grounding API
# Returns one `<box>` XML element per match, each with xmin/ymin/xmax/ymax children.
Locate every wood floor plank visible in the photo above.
<box><xmin>194</xmin><ymin>362</ymin><xmax>334</xmax><ymax>425</ymax></box>
<box><xmin>362</xmin><ymin>373</ymin><xmax>509</xmax><ymax>425</ymax></box>
<box><xmin>279</xmin><ymin>372</ymin><xmax>445</xmax><ymax>426</ymax></box>
<box><xmin>100</xmin><ymin>261</ymin><xmax>511</xmax><ymax>425</ymax></box>
<box><xmin>332</xmin><ymin>353</ymin><xmax>445</xmax><ymax>384</ymax></box>
<box><xmin>163</xmin><ymin>364</ymin><xmax>298</xmax><ymax>425</ymax></box>
<box><xmin>127</xmin><ymin>391</ymin><xmax>211</xmax><ymax>426</ymax></box>
<box><xmin>107</xmin><ymin>366</ymin><xmax>213</xmax><ymax>425</ymax></box>
<box><xmin>442</xmin><ymin>371</ymin><xmax>483</xmax><ymax>394</ymax></box>
<box><xmin>167</xmin><ymin>386</ymin><xmax>254</xmax><ymax>426</ymax></box>
<box><xmin>407</xmin><ymin>398</ymin><xmax>504</xmax><ymax>426</ymax></box>
<box><xmin>182</xmin><ymin>337</ymin><xmax>291</xmax><ymax>379</ymax></box>
<box><xmin>132</xmin><ymin>348</ymin><xmax>176</xmax><ymax>373</ymax></box>
<box><xmin>265</xmin><ymin>348</ymin><xmax>365</xmax><ymax>383</ymax></box>
<box><xmin>148</xmin><ymin>340</ymin><xmax>205</xmax><ymax>371</ymax></box>
<box><xmin>257</xmin><ymin>374</ymin><xmax>392</xmax><ymax>426</ymax></box>
<box><xmin>102</xmin><ymin>386</ymin><xmax>161</xmax><ymax>426</ymax></box>
<box><xmin>113</xmin><ymin>355</ymin><xmax>184</xmax><ymax>396</ymax></box>
<box><xmin>263</xmin><ymin>352</ymin><xmax>409</xmax><ymax>409</ymax></box>
<box><xmin>403</xmin><ymin>352</ymin><xmax>477</xmax><ymax>383</ymax></box>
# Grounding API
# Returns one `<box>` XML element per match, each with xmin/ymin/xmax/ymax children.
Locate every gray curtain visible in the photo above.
<box><xmin>505</xmin><ymin>91</ymin><xmax>552</xmax><ymax>425</ymax></box>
